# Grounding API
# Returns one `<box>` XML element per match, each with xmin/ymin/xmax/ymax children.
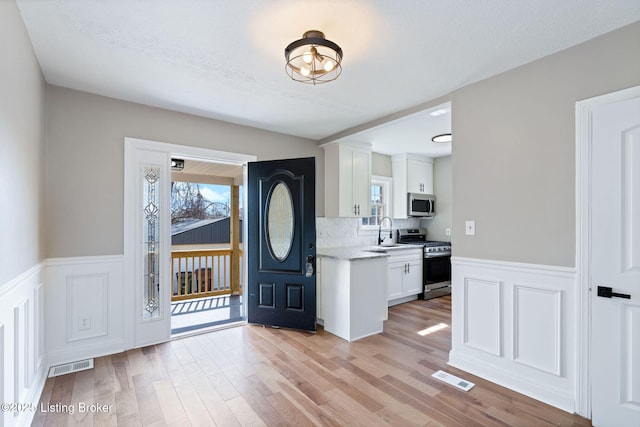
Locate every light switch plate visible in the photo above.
<box><xmin>445</xmin><ymin>228</ymin><xmax>451</xmax><ymax>236</ymax></box>
<box><xmin>465</xmin><ymin>220</ymin><xmax>475</xmax><ymax>236</ymax></box>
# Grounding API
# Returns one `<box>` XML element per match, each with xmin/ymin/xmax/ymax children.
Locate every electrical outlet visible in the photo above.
<box><xmin>465</xmin><ymin>220</ymin><xmax>476</xmax><ymax>236</ymax></box>
<box><xmin>445</xmin><ymin>228</ymin><xmax>451</xmax><ymax>236</ymax></box>
<box><xmin>79</xmin><ymin>317</ymin><xmax>91</xmax><ymax>330</ymax></box>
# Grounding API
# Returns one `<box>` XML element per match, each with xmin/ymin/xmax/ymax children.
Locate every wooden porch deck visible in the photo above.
<box><xmin>171</xmin><ymin>294</ymin><xmax>244</xmax><ymax>335</ymax></box>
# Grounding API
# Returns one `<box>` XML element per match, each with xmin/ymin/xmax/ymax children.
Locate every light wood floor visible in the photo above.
<box><xmin>32</xmin><ymin>296</ymin><xmax>591</xmax><ymax>426</ymax></box>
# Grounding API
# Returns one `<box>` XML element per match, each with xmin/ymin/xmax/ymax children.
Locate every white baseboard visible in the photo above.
<box><xmin>448</xmin><ymin>350</ymin><xmax>574</xmax><ymax>412</ymax></box>
<box><xmin>388</xmin><ymin>294</ymin><xmax>418</xmax><ymax>307</ymax></box>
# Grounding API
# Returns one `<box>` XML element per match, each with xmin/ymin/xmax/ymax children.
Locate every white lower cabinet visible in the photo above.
<box><xmin>318</xmin><ymin>255</ymin><xmax>388</xmax><ymax>342</ymax></box>
<box><xmin>387</xmin><ymin>249</ymin><xmax>423</xmax><ymax>306</ymax></box>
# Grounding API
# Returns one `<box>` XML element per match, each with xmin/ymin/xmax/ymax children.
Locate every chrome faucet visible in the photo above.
<box><xmin>378</xmin><ymin>216</ymin><xmax>393</xmax><ymax>245</ymax></box>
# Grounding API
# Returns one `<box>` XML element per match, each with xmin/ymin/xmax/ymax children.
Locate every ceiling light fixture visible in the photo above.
<box><xmin>432</xmin><ymin>133</ymin><xmax>452</xmax><ymax>143</ymax></box>
<box><xmin>285</xmin><ymin>30</ymin><xmax>343</xmax><ymax>85</ymax></box>
<box><xmin>429</xmin><ymin>108</ymin><xmax>449</xmax><ymax>117</ymax></box>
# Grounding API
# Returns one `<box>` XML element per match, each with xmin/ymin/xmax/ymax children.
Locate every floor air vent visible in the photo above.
<box><xmin>48</xmin><ymin>359</ymin><xmax>94</xmax><ymax>378</ymax></box>
<box><xmin>431</xmin><ymin>370</ymin><xmax>475</xmax><ymax>392</ymax></box>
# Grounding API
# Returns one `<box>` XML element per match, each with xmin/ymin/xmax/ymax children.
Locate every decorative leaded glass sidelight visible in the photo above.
<box><xmin>143</xmin><ymin>166</ymin><xmax>160</xmax><ymax>319</ymax></box>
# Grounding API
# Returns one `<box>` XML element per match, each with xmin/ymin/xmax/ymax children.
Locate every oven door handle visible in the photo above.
<box><xmin>424</xmin><ymin>253</ymin><xmax>451</xmax><ymax>258</ymax></box>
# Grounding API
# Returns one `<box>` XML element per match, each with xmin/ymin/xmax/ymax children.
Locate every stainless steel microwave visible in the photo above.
<box><xmin>408</xmin><ymin>193</ymin><xmax>435</xmax><ymax>217</ymax></box>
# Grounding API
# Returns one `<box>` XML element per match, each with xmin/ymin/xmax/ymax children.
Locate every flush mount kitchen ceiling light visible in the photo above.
<box><xmin>285</xmin><ymin>30</ymin><xmax>343</xmax><ymax>85</ymax></box>
<box><xmin>432</xmin><ymin>133</ymin><xmax>452</xmax><ymax>143</ymax></box>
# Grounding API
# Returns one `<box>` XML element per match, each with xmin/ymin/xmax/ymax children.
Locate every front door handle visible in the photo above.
<box><xmin>306</xmin><ymin>255</ymin><xmax>315</xmax><ymax>277</ymax></box>
<box><xmin>597</xmin><ymin>286</ymin><xmax>631</xmax><ymax>299</ymax></box>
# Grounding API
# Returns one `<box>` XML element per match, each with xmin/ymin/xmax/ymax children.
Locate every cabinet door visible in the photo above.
<box><xmin>316</xmin><ymin>257</ymin><xmax>323</xmax><ymax>320</ymax></box>
<box><xmin>329</xmin><ymin>144</ymin><xmax>371</xmax><ymax>217</ymax></box>
<box><xmin>337</xmin><ymin>146</ymin><xmax>356</xmax><ymax>217</ymax></box>
<box><xmin>352</xmin><ymin>148</ymin><xmax>371</xmax><ymax>217</ymax></box>
<box><xmin>407</xmin><ymin>158</ymin><xmax>433</xmax><ymax>194</ymax></box>
<box><xmin>387</xmin><ymin>262</ymin><xmax>405</xmax><ymax>300</ymax></box>
<box><xmin>404</xmin><ymin>260</ymin><xmax>423</xmax><ymax>295</ymax></box>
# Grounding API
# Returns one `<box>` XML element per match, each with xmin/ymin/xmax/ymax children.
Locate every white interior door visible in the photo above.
<box><xmin>590</xmin><ymin>89</ymin><xmax>640</xmax><ymax>426</ymax></box>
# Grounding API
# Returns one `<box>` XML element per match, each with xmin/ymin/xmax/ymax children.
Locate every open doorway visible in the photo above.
<box><xmin>124</xmin><ymin>138</ymin><xmax>255</xmax><ymax>349</ymax></box>
<box><xmin>169</xmin><ymin>158</ymin><xmax>245</xmax><ymax>335</ymax></box>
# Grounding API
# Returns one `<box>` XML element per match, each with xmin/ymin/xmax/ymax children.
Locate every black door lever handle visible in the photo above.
<box><xmin>597</xmin><ymin>286</ymin><xmax>631</xmax><ymax>299</ymax></box>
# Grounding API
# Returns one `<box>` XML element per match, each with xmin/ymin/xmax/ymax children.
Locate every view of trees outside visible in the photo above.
<box><xmin>171</xmin><ymin>182</ymin><xmax>239</xmax><ymax>224</ymax></box>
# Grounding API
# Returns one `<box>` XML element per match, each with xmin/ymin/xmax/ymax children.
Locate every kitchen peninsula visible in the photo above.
<box><xmin>316</xmin><ymin>245</ymin><xmax>422</xmax><ymax>341</ymax></box>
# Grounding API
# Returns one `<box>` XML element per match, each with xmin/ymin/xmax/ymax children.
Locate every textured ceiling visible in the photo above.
<box><xmin>15</xmin><ymin>0</ymin><xmax>640</xmax><ymax>155</ymax></box>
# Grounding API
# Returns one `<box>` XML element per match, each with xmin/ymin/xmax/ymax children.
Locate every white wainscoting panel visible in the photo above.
<box><xmin>513</xmin><ymin>284</ymin><xmax>562</xmax><ymax>375</ymax></box>
<box><xmin>0</xmin><ymin>264</ymin><xmax>47</xmax><ymax>427</ymax></box>
<box><xmin>449</xmin><ymin>257</ymin><xmax>577</xmax><ymax>413</ymax></box>
<box><xmin>66</xmin><ymin>274</ymin><xmax>108</xmax><ymax>342</ymax></box>
<box><xmin>46</xmin><ymin>255</ymin><xmax>126</xmax><ymax>366</ymax></box>
<box><xmin>463</xmin><ymin>278</ymin><xmax>501</xmax><ymax>356</ymax></box>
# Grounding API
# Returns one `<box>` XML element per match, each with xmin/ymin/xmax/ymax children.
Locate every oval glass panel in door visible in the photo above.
<box><xmin>267</xmin><ymin>182</ymin><xmax>294</xmax><ymax>261</ymax></box>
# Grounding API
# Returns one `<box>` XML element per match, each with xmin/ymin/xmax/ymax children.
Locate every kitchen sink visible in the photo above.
<box><xmin>365</xmin><ymin>244</ymin><xmax>409</xmax><ymax>253</ymax></box>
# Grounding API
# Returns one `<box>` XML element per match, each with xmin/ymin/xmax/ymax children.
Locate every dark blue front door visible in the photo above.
<box><xmin>247</xmin><ymin>157</ymin><xmax>316</xmax><ymax>331</ymax></box>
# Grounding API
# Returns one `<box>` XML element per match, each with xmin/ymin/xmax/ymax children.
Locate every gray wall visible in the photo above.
<box><xmin>371</xmin><ymin>152</ymin><xmax>392</xmax><ymax>177</ymax></box>
<box><xmin>0</xmin><ymin>1</ymin><xmax>46</xmax><ymax>285</ymax></box>
<box><xmin>423</xmin><ymin>156</ymin><xmax>452</xmax><ymax>241</ymax></box>
<box><xmin>451</xmin><ymin>21</ymin><xmax>640</xmax><ymax>267</ymax></box>
<box><xmin>45</xmin><ymin>87</ymin><xmax>323</xmax><ymax>258</ymax></box>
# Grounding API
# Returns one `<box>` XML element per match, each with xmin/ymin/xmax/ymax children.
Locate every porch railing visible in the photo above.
<box><xmin>171</xmin><ymin>249</ymin><xmax>243</xmax><ymax>301</ymax></box>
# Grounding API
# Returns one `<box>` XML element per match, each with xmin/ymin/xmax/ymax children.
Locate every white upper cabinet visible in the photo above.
<box><xmin>392</xmin><ymin>154</ymin><xmax>434</xmax><ymax>218</ymax></box>
<box><xmin>407</xmin><ymin>158</ymin><xmax>434</xmax><ymax>194</ymax></box>
<box><xmin>324</xmin><ymin>142</ymin><xmax>372</xmax><ymax>218</ymax></box>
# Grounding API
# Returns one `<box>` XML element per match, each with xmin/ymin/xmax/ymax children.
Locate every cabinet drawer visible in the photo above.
<box><xmin>388</xmin><ymin>251</ymin><xmax>422</xmax><ymax>264</ymax></box>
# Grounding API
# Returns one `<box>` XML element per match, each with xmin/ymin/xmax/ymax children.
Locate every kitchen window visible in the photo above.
<box><xmin>362</xmin><ymin>176</ymin><xmax>392</xmax><ymax>228</ymax></box>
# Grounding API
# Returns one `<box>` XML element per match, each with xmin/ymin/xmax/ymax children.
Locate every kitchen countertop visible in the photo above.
<box><xmin>317</xmin><ymin>245</ymin><xmax>422</xmax><ymax>261</ymax></box>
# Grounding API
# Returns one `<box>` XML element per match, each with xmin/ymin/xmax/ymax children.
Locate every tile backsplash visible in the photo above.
<box><xmin>316</xmin><ymin>217</ymin><xmax>421</xmax><ymax>248</ymax></box>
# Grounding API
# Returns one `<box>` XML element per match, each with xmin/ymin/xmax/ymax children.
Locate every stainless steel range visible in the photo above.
<box><xmin>397</xmin><ymin>229</ymin><xmax>452</xmax><ymax>300</ymax></box>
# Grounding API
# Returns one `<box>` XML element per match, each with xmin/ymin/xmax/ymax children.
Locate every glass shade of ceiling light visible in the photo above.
<box><xmin>285</xmin><ymin>30</ymin><xmax>343</xmax><ymax>85</ymax></box>
<box><xmin>432</xmin><ymin>133</ymin><xmax>452</xmax><ymax>143</ymax></box>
